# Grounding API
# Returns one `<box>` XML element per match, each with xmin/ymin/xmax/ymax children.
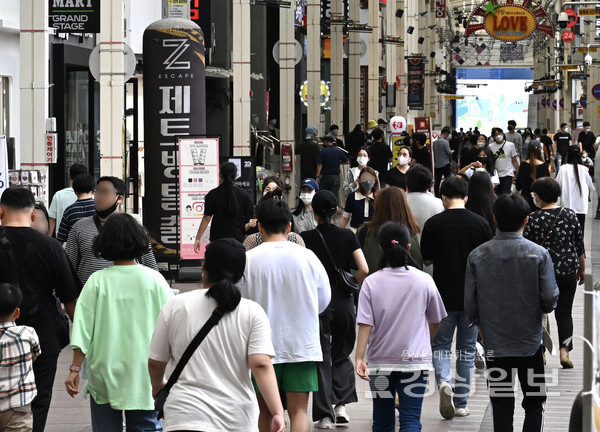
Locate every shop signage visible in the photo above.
<box><xmin>435</xmin><ymin>0</ymin><xmax>446</xmax><ymax>18</ymax></box>
<box><xmin>465</xmin><ymin>0</ymin><xmax>554</xmax><ymax>42</ymax></box>
<box><xmin>592</xmin><ymin>84</ymin><xmax>600</xmax><ymax>100</ymax></box>
<box><xmin>579</xmin><ymin>8</ymin><xmax>600</xmax><ymax>16</ymax></box>
<box><xmin>225</xmin><ymin>156</ymin><xmax>256</xmax><ymax>204</ymax></box>
<box><xmin>562</xmin><ymin>31</ymin><xmax>575</xmax><ymax>43</ymax></box>
<box><xmin>407</xmin><ymin>58</ymin><xmax>425</xmax><ymax>111</ymax></box>
<box><xmin>564</xmin><ymin>9</ymin><xmax>578</xmax><ymax>28</ymax></box>
<box><xmin>299</xmin><ymin>81</ymin><xmax>330</xmax><ymax>107</ymax></box>
<box><xmin>48</xmin><ymin>0</ymin><xmax>100</xmax><ymax>33</ymax></box>
<box><xmin>143</xmin><ymin>19</ymin><xmax>206</xmax><ymax>271</ymax></box>
<box><xmin>444</xmin><ymin>95</ymin><xmax>465</xmax><ymax>100</ymax></box>
<box><xmin>45</xmin><ymin>133</ymin><xmax>57</xmax><ymax>164</ymax></box>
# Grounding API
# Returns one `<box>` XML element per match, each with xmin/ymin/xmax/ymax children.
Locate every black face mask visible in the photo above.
<box><xmin>96</xmin><ymin>198</ymin><xmax>119</xmax><ymax>219</ymax></box>
<box><xmin>477</xmin><ymin>156</ymin><xmax>489</xmax><ymax>164</ymax></box>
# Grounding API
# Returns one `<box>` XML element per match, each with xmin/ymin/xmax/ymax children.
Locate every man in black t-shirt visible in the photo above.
<box><xmin>366</xmin><ymin>128</ymin><xmax>393</xmax><ymax>186</ymax></box>
<box><xmin>539</xmin><ymin>128</ymin><xmax>554</xmax><ymax>164</ymax></box>
<box><xmin>411</xmin><ymin>132</ymin><xmax>432</xmax><ymax>172</ymax></box>
<box><xmin>0</xmin><ymin>188</ymin><xmax>81</xmax><ymax>432</ymax></box>
<box><xmin>420</xmin><ymin>177</ymin><xmax>492</xmax><ymax>420</ymax></box>
<box><xmin>578</xmin><ymin>121</ymin><xmax>596</xmax><ymax>177</ymax></box>
<box><xmin>553</xmin><ymin>123</ymin><xmax>572</xmax><ymax>169</ymax></box>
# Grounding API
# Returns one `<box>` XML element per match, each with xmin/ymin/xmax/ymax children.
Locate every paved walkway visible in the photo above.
<box><xmin>45</xmin><ymin>200</ymin><xmax>594</xmax><ymax>431</ymax></box>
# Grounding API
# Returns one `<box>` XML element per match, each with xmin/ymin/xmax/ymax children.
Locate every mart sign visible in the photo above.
<box><xmin>49</xmin><ymin>0</ymin><xmax>100</xmax><ymax>33</ymax></box>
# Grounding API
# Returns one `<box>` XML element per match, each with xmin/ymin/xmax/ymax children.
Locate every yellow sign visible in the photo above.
<box><xmin>561</xmin><ymin>65</ymin><xmax>580</xmax><ymax>70</ymax></box>
<box><xmin>390</xmin><ymin>135</ymin><xmax>409</xmax><ymax>168</ymax></box>
<box><xmin>578</xmin><ymin>47</ymin><xmax>599</xmax><ymax>53</ymax></box>
<box><xmin>299</xmin><ymin>81</ymin><xmax>330</xmax><ymax>107</ymax></box>
<box><xmin>579</xmin><ymin>8</ymin><xmax>600</xmax><ymax>16</ymax></box>
<box><xmin>484</xmin><ymin>6</ymin><xmax>536</xmax><ymax>42</ymax></box>
<box><xmin>444</xmin><ymin>95</ymin><xmax>465</xmax><ymax>100</ymax></box>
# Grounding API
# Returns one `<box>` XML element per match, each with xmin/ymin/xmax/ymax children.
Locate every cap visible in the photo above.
<box><xmin>528</xmin><ymin>140</ymin><xmax>542</xmax><ymax>149</ymax></box>
<box><xmin>306</xmin><ymin>126</ymin><xmax>318</xmax><ymax>135</ymax></box>
<box><xmin>367</xmin><ymin>119</ymin><xmax>378</xmax><ymax>129</ymax></box>
<box><xmin>568</xmin><ymin>144</ymin><xmax>581</xmax><ymax>154</ymax></box>
<box><xmin>311</xmin><ymin>190</ymin><xmax>337</xmax><ymax>218</ymax></box>
<box><xmin>371</xmin><ymin>128</ymin><xmax>384</xmax><ymax>140</ymax></box>
<box><xmin>377</xmin><ymin>118</ymin><xmax>388</xmax><ymax>125</ymax></box>
<box><xmin>329</xmin><ymin>124</ymin><xmax>339</xmax><ymax>131</ymax></box>
<box><xmin>301</xmin><ymin>178</ymin><xmax>319</xmax><ymax>191</ymax></box>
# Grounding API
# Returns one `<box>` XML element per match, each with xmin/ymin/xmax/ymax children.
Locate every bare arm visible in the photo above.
<box><xmin>355</xmin><ymin>324</ymin><xmax>373</xmax><ymax>381</ymax></box>
<box><xmin>148</xmin><ymin>358</ymin><xmax>168</xmax><ymax>399</ymax></box>
<box><xmin>64</xmin><ymin>301</ymin><xmax>77</xmax><ymax>321</ymax></box>
<box><xmin>352</xmin><ymin>248</ymin><xmax>369</xmax><ymax>284</ymax></box>
<box><xmin>512</xmin><ymin>156</ymin><xmax>519</xmax><ymax>174</ymax></box>
<box><xmin>577</xmin><ymin>254</ymin><xmax>585</xmax><ymax>285</ymax></box>
<box><xmin>339</xmin><ymin>216</ymin><xmax>350</xmax><ymax>228</ymax></box>
<box><xmin>193</xmin><ymin>215</ymin><xmax>212</xmax><ymax>253</ymax></box>
<box><xmin>49</xmin><ymin>218</ymin><xmax>56</xmax><ymax>237</ymax></box>
<box><xmin>458</xmin><ymin>161</ymin><xmax>482</xmax><ymax>175</ymax></box>
<box><xmin>429</xmin><ymin>322</ymin><xmax>440</xmax><ymax>344</ymax></box>
<box><xmin>65</xmin><ymin>348</ymin><xmax>86</xmax><ymax>397</ymax></box>
<box><xmin>249</xmin><ymin>354</ymin><xmax>285</xmax><ymax>432</ymax></box>
<box><xmin>316</xmin><ymin>164</ymin><xmax>323</xmax><ymax>179</ymax></box>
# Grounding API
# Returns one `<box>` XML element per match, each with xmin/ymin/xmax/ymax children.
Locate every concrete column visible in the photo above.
<box><xmin>233</xmin><ymin>0</ymin><xmax>251</xmax><ymax>156</ymax></box>
<box><xmin>280</xmin><ymin>1</ymin><xmax>296</xmax><ymax>202</ymax></box>
<box><xmin>99</xmin><ymin>0</ymin><xmax>125</xmax><ymax>178</ymax></box>
<box><xmin>367</xmin><ymin>0</ymin><xmax>379</xmax><ymax>121</ymax></box>
<box><xmin>348</xmin><ymin>0</ymin><xmax>361</xmax><ymax>127</ymax></box>
<box><xmin>19</xmin><ymin>0</ymin><xmax>49</xmax><ymax>167</ymax></box>
<box><xmin>307</xmin><ymin>0</ymin><xmax>321</xmax><ymax>131</ymax></box>
<box><xmin>396</xmin><ymin>3</ymin><xmax>406</xmax><ymax>116</ymax></box>
<box><xmin>330</xmin><ymin>0</ymin><xmax>344</xmax><ymax>130</ymax></box>
<box><xmin>385</xmin><ymin>0</ymin><xmax>396</xmax><ymax>120</ymax></box>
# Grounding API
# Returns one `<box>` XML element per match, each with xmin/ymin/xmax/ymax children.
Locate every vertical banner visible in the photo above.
<box><xmin>407</xmin><ymin>58</ymin><xmax>425</xmax><ymax>111</ymax></box>
<box><xmin>435</xmin><ymin>0</ymin><xmax>446</xmax><ymax>18</ymax></box>
<box><xmin>178</xmin><ymin>137</ymin><xmax>219</xmax><ymax>260</ymax></box>
<box><xmin>415</xmin><ymin>117</ymin><xmax>434</xmax><ymax>169</ymax></box>
<box><xmin>143</xmin><ymin>19</ymin><xmax>206</xmax><ymax>271</ymax></box>
<box><xmin>0</xmin><ymin>136</ymin><xmax>8</xmax><ymax>198</ymax></box>
<box><xmin>225</xmin><ymin>157</ymin><xmax>256</xmax><ymax>204</ymax></box>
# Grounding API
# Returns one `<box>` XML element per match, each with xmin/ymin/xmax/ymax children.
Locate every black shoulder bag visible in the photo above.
<box><xmin>492</xmin><ymin>141</ymin><xmax>507</xmax><ymax>161</ymax></box>
<box><xmin>155</xmin><ymin>308</ymin><xmax>224</xmax><ymax>419</ymax></box>
<box><xmin>314</xmin><ymin>229</ymin><xmax>359</xmax><ymax>295</ymax></box>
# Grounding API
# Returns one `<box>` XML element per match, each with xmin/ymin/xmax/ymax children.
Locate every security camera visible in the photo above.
<box><xmin>585</xmin><ymin>53</ymin><xmax>593</xmax><ymax>65</ymax></box>
<box><xmin>557</xmin><ymin>11</ymin><xmax>569</xmax><ymax>29</ymax></box>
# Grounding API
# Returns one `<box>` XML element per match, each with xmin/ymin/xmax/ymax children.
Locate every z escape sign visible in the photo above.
<box><xmin>48</xmin><ymin>0</ymin><xmax>100</xmax><ymax>33</ymax></box>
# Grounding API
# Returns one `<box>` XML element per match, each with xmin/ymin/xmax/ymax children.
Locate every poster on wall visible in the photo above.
<box><xmin>48</xmin><ymin>0</ymin><xmax>100</xmax><ymax>33</ymax></box>
<box><xmin>224</xmin><ymin>157</ymin><xmax>256</xmax><ymax>204</ymax></box>
<box><xmin>179</xmin><ymin>137</ymin><xmax>220</xmax><ymax>260</ymax></box>
<box><xmin>407</xmin><ymin>58</ymin><xmax>425</xmax><ymax>111</ymax></box>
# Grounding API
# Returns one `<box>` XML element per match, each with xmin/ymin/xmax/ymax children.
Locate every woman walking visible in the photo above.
<box><xmin>340</xmin><ymin>167</ymin><xmax>378</xmax><ymax>230</ymax></box>
<box><xmin>515</xmin><ymin>140</ymin><xmax>550</xmax><ymax>211</ymax></box>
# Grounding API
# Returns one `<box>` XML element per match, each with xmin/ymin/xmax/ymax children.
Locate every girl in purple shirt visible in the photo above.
<box><xmin>356</xmin><ymin>222</ymin><xmax>447</xmax><ymax>432</ymax></box>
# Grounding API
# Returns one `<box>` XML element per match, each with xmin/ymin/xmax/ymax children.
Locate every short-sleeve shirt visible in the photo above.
<box><xmin>204</xmin><ymin>185</ymin><xmax>253</xmax><ymax>242</ymax></box>
<box><xmin>149</xmin><ymin>292</ymin><xmax>274</xmax><ymax>432</ymax></box>
<box><xmin>488</xmin><ymin>141</ymin><xmax>518</xmax><ymax>177</ymax></box>
<box><xmin>0</xmin><ymin>227</ymin><xmax>81</xmax><ymax>356</ymax></box>
<box><xmin>420</xmin><ymin>209</ymin><xmax>493</xmax><ymax>311</ymax></box>
<box><xmin>412</xmin><ymin>146</ymin><xmax>432</xmax><ymax>171</ymax></box>
<box><xmin>56</xmin><ymin>198</ymin><xmax>96</xmax><ymax>242</ymax></box>
<box><xmin>341</xmin><ymin>192</ymin><xmax>374</xmax><ymax>229</ymax></box>
<box><xmin>71</xmin><ymin>265</ymin><xmax>172</xmax><ymax>410</ymax></box>
<box><xmin>0</xmin><ymin>323</ymin><xmax>41</xmax><ymax>412</ymax></box>
<box><xmin>317</xmin><ymin>145</ymin><xmax>348</xmax><ymax>175</ymax></box>
<box><xmin>367</xmin><ymin>142</ymin><xmax>393</xmax><ymax>175</ymax></box>
<box><xmin>357</xmin><ymin>267</ymin><xmax>446</xmax><ymax>368</ymax></box>
<box><xmin>48</xmin><ymin>187</ymin><xmax>77</xmax><ymax>228</ymax></box>
<box><xmin>386</xmin><ymin>167</ymin><xmax>407</xmax><ymax>189</ymax></box>
<box><xmin>554</xmin><ymin>132</ymin><xmax>572</xmax><ymax>155</ymax></box>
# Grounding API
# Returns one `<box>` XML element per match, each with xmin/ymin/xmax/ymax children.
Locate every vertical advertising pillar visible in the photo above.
<box><xmin>143</xmin><ymin>18</ymin><xmax>205</xmax><ymax>271</ymax></box>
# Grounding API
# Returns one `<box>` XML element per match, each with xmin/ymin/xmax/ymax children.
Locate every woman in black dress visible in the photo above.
<box><xmin>515</xmin><ymin>140</ymin><xmax>550</xmax><ymax>211</ymax></box>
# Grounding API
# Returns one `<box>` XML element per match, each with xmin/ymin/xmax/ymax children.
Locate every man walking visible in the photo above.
<box><xmin>0</xmin><ymin>188</ymin><xmax>81</xmax><ymax>432</ymax></box>
<box><xmin>48</xmin><ymin>163</ymin><xmax>88</xmax><ymax>236</ymax></box>
<box><xmin>488</xmin><ymin>128</ymin><xmax>519</xmax><ymax>195</ymax></box>
<box><xmin>432</xmin><ymin>127</ymin><xmax>453</xmax><ymax>197</ymax></box>
<box><xmin>366</xmin><ymin>128</ymin><xmax>393</xmax><ymax>187</ymax></box>
<box><xmin>465</xmin><ymin>194</ymin><xmax>559</xmax><ymax>432</ymax></box>
<box><xmin>56</xmin><ymin>173</ymin><xmax>96</xmax><ymax>244</ymax></box>
<box><xmin>240</xmin><ymin>199</ymin><xmax>331</xmax><ymax>432</ymax></box>
<box><xmin>578</xmin><ymin>121</ymin><xmax>596</xmax><ymax>177</ymax></box>
<box><xmin>316</xmin><ymin>135</ymin><xmax>348</xmax><ymax>203</ymax></box>
<box><xmin>553</xmin><ymin>123</ymin><xmax>572</xmax><ymax>169</ymax></box>
<box><xmin>420</xmin><ymin>176</ymin><xmax>492</xmax><ymax>419</ymax></box>
<box><xmin>505</xmin><ymin>120</ymin><xmax>523</xmax><ymax>160</ymax></box>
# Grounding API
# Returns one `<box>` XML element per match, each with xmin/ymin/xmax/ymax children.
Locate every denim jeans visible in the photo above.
<box><xmin>369</xmin><ymin>370</ymin><xmax>428</xmax><ymax>432</ymax></box>
<box><xmin>90</xmin><ymin>396</ymin><xmax>163</xmax><ymax>432</ymax></box>
<box><xmin>320</xmin><ymin>174</ymin><xmax>341</xmax><ymax>204</ymax></box>
<box><xmin>432</xmin><ymin>312</ymin><xmax>477</xmax><ymax>408</ymax></box>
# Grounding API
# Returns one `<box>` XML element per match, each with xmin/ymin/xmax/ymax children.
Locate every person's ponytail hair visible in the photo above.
<box><xmin>203</xmin><ymin>238</ymin><xmax>246</xmax><ymax>312</ymax></box>
<box><xmin>378</xmin><ymin>222</ymin><xmax>415</xmax><ymax>270</ymax></box>
<box><xmin>220</xmin><ymin>162</ymin><xmax>239</xmax><ymax>217</ymax></box>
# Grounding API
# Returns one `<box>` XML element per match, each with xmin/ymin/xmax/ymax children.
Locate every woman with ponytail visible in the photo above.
<box><xmin>355</xmin><ymin>222</ymin><xmax>446</xmax><ymax>432</ymax></box>
<box><xmin>193</xmin><ymin>162</ymin><xmax>254</xmax><ymax>252</ymax></box>
<box><xmin>556</xmin><ymin>145</ymin><xmax>595</xmax><ymax>234</ymax></box>
<box><xmin>149</xmin><ymin>238</ymin><xmax>285</xmax><ymax>432</ymax></box>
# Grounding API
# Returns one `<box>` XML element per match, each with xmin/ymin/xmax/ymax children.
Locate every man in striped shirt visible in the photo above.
<box><xmin>56</xmin><ymin>174</ymin><xmax>96</xmax><ymax>244</ymax></box>
<box><xmin>65</xmin><ymin>176</ymin><xmax>157</xmax><ymax>284</ymax></box>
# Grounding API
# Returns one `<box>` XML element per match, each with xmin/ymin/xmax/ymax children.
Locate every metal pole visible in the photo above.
<box><xmin>233</xmin><ymin>0</ymin><xmax>251</xmax><ymax>156</ymax></box>
<box><xmin>385</xmin><ymin>0</ymin><xmax>397</xmax><ymax>121</ymax></box>
<box><xmin>307</xmin><ymin>0</ymin><xmax>321</xmax><ymax>132</ymax></box>
<box><xmin>348</xmin><ymin>0</ymin><xmax>361</xmax><ymax>127</ymax></box>
<box><xmin>330</xmin><ymin>0</ymin><xmax>344</xmax><ymax>131</ymax></box>
<box><xmin>368</xmin><ymin>0</ymin><xmax>379</xmax><ymax>122</ymax></box>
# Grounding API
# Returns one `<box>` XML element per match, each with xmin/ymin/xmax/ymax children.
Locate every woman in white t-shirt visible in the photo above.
<box><xmin>556</xmin><ymin>145</ymin><xmax>595</xmax><ymax>234</ymax></box>
<box><xmin>148</xmin><ymin>239</ymin><xmax>285</xmax><ymax>432</ymax></box>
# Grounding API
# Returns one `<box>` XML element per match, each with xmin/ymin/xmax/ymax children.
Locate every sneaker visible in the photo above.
<box><xmin>334</xmin><ymin>404</ymin><xmax>350</xmax><ymax>424</ymax></box>
<box><xmin>475</xmin><ymin>342</ymin><xmax>486</xmax><ymax>370</ymax></box>
<box><xmin>454</xmin><ymin>407</ymin><xmax>470</xmax><ymax>417</ymax></box>
<box><xmin>314</xmin><ymin>417</ymin><xmax>335</xmax><ymax>429</ymax></box>
<box><xmin>439</xmin><ymin>382</ymin><xmax>455</xmax><ymax>420</ymax></box>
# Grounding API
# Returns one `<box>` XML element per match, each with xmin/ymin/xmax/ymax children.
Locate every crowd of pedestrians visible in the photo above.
<box><xmin>0</xmin><ymin>117</ymin><xmax>595</xmax><ymax>432</ymax></box>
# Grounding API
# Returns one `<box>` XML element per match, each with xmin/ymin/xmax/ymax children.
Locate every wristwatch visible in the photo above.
<box><xmin>69</xmin><ymin>364</ymin><xmax>81</xmax><ymax>373</ymax></box>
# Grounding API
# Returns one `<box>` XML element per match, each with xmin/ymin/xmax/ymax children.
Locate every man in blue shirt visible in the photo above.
<box><xmin>316</xmin><ymin>135</ymin><xmax>348</xmax><ymax>204</ymax></box>
<box><xmin>432</xmin><ymin>127</ymin><xmax>453</xmax><ymax>197</ymax></box>
<box><xmin>464</xmin><ymin>194</ymin><xmax>559</xmax><ymax>432</ymax></box>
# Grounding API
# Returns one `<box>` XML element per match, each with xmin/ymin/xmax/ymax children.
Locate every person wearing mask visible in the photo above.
<box><xmin>505</xmin><ymin>120</ymin><xmax>523</xmax><ymax>160</ymax></box>
<box><xmin>411</xmin><ymin>133</ymin><xmax>432</xmax><ymax>172</ymax></box>
<box><xmin>240</xmin><ymin>199</ymin><xmax>331</xmax><ymax>432</ymax></box>
<box><xmin>465</xmin><ymin>194</ymin><xmax>559</xmax><ymax>432</ymax></box>
<box><xmin>488</xmin><ymin>128</ymin><xmax>519</xmax><ymax>195</ymax></box>
<box><xmin>521</xmin><ymin>131</ymin><xmax>533</xmax><ymax>161</ymax></box>
<box><xmin>385</xmin><ymin>147</ymin><xmax>412</xmax><ymax>190</ymax></box>
<box><xmin>356</xmin><ymin>222</ymin><xmax>446</xmax><ymax>432</ymax></box>
<box><xmin>48</xmin><ymin>163</ymin><xmax>88</xmax><ymax>237</ymax></box>
<box><xmin>459</xmin><ymin>134</ymin><xmax>485</xmax><ymax>170</ymax></box>
<box><xmin>577</xmin><ymin>121</ymin><xmax>596</xmax><ymax>178</ymax></box>
<box><xmin>458</xmin><ymin>147</ymin><xmax>499</xmax><ymax>184</ymax></box>
<box><xmin>347</xmin><ymin>124</ymin><xmax>366</xmax><ymax>167</ymax></box>
<box><xmin>515</xmin><ymin>140</ymin><xmax>550</xmax><ymax>211</ymax></box>
<box><xmin>301</xmin><ymin>191</ymin><xmax>369</xmax><ymax>428</ymax></box>
<box><xmin>465</xmin><ymin>171</ymin><xmax>498</xmax><ymax>234</ymax></box>
<box><xmin>245</xmin><ymin>176</ymin><xmax>286</xmax><ymax>237</ymax></box>
<box><xmin>449</xmin><ymin>130</ymin><xmax>462</xmax><ymax>164</ymax></box>
<box><xmin>316</xmin><ymin>135</ymin><xmax>349</xmax><ymax>203</ymax></box>
<box><xmin>555</xmin><ymin>145</ymin><xmax>595</xmax><ymax>234</ymax></box>
<box><xmin>56</xmin><ymin>174</ymin><xmax>96</xmax><ymax>244</ymax></box>
<box><xmin>524</xmin><ymin>177</ymin><xmax>584</xmax><ymax>370</ymax></box>
<box><xmin>329</xmin><ymin>124</ymin><xmax>345</xmax><ymax>150</ymax></box>
<box><xmin>340</xmin><ymin>167</ymin><xmax>378</xmax><ymax>230</ymax></box>
<box><xmin>343</xmin><ymin>147</ymin><xmax>379</xmax><ymax>197</ymax></box>
<box><xmin>539</xmin><ymin>128</ymin><xmax>554</xmax><ymax>166</ymax></box>
<box><xmin>365</xmin><ymin>119</ymin><xmax>378</xmax><ymax>146</ymax></box>
<box><xmin>432</xmin><ymin>127</ymin><xmax>453</xmax><ymax>198</ymax></box>
<box><xmin>420</xmin><ymin>176</ymin><xmax>492</xmax><ymax>420</ymax></box>
<box><xmin>149</xmin><ymin>238</ymin><xmax>285</xmax><ymax>432</ymax></box>
<box><xmin>296</xmin><ymin>127</ymin><xmax>321</xmax><ymax>180</ymax></box>
<box><xmin>292</xmin><ymin>178</ymin><xmax>319</xmax><ymax>234</ymax></box>
<box><xmin>405</xmin><ymin>164</ymin><xmax>444</xmax><ymax>237</ymax></box>
<box><xmin>554</xmin><ymin>123</ymin><xmax>573</xmax><ymax>169</ymax></box>
<box><xmin>367</xmin><ymin>128</ymin><xmax>393</xmax><ymax>187</ymax></box>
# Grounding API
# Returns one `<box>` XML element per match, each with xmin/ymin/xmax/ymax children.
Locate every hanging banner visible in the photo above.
<box><xmin>0</xmin><ymin>136</ymin><xmax>8</xmax><ymax>199</ymax></box>
<box><xmin>143</xmin><ymin>18</ymin><xmax>206</xmax><ymax>271</ymax></box>
<box><xmin>435</xmin><ymin>0</ymin><xmax>446</xmax><ymax>18</ymax></box>
<box><xmin>407</xmin><ymin>58</ymin><xmax>425</xmax><ymax>111</ymax></box>
<box><xmin>415</xmin><ymin>117</ymin><xmax>435</xmax><ymax>169</ymax></box>
<box><xmin>178</xmin><ymin>137</ymin><xmax>219</xmax><ymax>260</ymax></box>
<box><xmin>48</xmin><ymin>0</ymin><xmax>100</xmax><ymax>33</ymax></box>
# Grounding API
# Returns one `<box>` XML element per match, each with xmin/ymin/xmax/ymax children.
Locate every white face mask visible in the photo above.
<box><xmin>495</xmin><ymin>135</ymin><xmax>504</xmax><ymax>143</ymax></box>
<box><xmin>300</xmin><ymin>192</ymin><xmax>314</xmax><ymax>205</ymax></box>
<box><xmin>356</xmin><ymin>156</ymin><xmax>369</xmax><ymax>166</ymax></box>
<box><xmin>563</xmin><ymin>127</ymin><xmax>569</xmax><ymax>133</ymax></box>
<box><xmin>477</xmin><ymin>141</ymin><xmax>486</xmax><ymax>148</ymax></box>
<box><xmin>331</xmin><ymin>129</ymin><xmax>339</xmax><ymax>137</ymax></box>
<box><xmin>398</xmin><ymin>155</ymin><xmax>410</xmax><ymax>166</ymax></box>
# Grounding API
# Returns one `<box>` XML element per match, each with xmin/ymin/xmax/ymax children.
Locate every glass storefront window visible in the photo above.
<box><xmin>65</xmin><ymin>70</ymin><xmax>90</xmax><ymax>181</ymax></box>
